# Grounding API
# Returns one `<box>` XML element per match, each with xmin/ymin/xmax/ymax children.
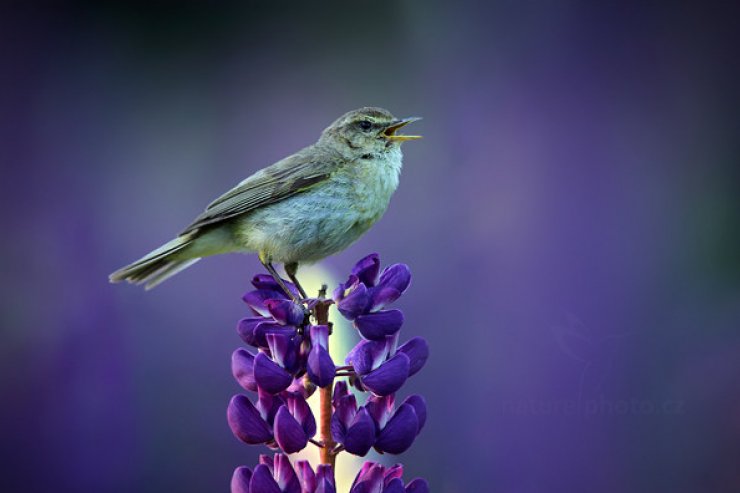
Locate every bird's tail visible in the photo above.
<box><xmin>109</xmin><ymin>233</ymin><xmax>200</xmax><ymax>290</ymax></box>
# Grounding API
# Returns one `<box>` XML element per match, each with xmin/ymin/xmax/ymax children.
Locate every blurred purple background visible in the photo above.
<box><xmin>2</xmin><ymin>2</ymin><xmax>739</xmax><ymax>492</ymax></box>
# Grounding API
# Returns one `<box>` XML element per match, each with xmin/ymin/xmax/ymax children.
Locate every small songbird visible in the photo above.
<box><xmin>109</xmin><ymin>107</ymin><xmax>421</xmax><ymax>297</ymax></box>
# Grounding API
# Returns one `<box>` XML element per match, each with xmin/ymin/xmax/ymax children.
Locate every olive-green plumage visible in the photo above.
<box><xmin>109</xmin><ymin>107</ymin><xmax>420</xmax><ymax>289</ymax></box>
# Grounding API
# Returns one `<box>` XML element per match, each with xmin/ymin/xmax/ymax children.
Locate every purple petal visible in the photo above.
<box><xmin>401</xmin><ymin>395</ymin><xmax>427</xmax><ymax>434</ymax></box>
<box><xmin>237</xmin><ymin>317</ymin><xmax>268</xmax><ymax>347</ymax></box>
<box><xmin>243</xmin><ymin>289</ymin><xmax>287</xmax><ymax>317</ymax></box>
<box><xmin>251</xmin><ymin>321</ymin><xmax>293</xmax><ymax>348</ymax></box>
<box><xmin>337</xmin><ymin>282</ymin><xmax>371</xmax><ymax>320</ymax></box>
<box><xmin>368</xmin><ymin>264</ymin><xmax>411</xmax><ymax>310</ymax></box>
<box><xmin>315</xmin><ymin>464</ymin><xmax>336</xmax><ymax>493</ymax></box>
<box><xmin>309</xmin><ymin>325</ymin><xmax>330</xmax><ymax>349</ymax></box>
<box><xmin>266</xmin><ymin>332</ymin><xmax>294</xmax><ymax>369</ymax></box>
<box><xmin>354</xmin><ymin>310</ymin><xmax>404</xmax><ymax>340</ymax></box>
<box><xmin>258</xmin><ymin>453</ymin><xmax>274</xmax><ymax>469</ymax></box>
<box><xmin>364</xmin><ymin>394</ymin><xmax>395</xmax><ymax>430</ymax></box>
<box><xmin>331</xmin><ymin>394</ymin><xmax>357</xmax><ymax>443</ymax></box>
<box><xmin>384</xmin><ymin>478</ymin><xmax>406</xmax><ymax>493</ymax></box>
<box><xmin>285</xmin><ymin>393</ymin><xmax>316</xmax><ymax>438</ymax></box>
<box><xmin>308</xmin><ymin>345</ymin><xmax>336</xmax><ymax>388</ymax></box>
<box><xmin>375</xmin><ymin>404</ymin><xmax>419</xmax><ymax>454</ymax></box>
<box><xmin>296</xmin><ymin>461</ymin><xmax>316</xmax><ymax>493</ymax></box>
<box><xmin>254</xmin><ymin>352</ymin><xmax>293</xmax><ymax>395</ymax></box>
<box><xmin>352</xmin><ymin>253</ymin><xmax>381</xmax><ymax>287</ymax></box>
<box><xmin>346</xmin><ymin>339</ymin><xmax>390</xmax><ymax>375</ymax></box>
<box><xmin>385</xmin><ymin>464</ymin><xmax>404</xmax><ymax>482</ymax></box>
<box><xmin>251</xmin><ymin>274</ymin><xmax>299</xmax><ymax>298</ymax></box>
<box><xmin>286</xmin><ymin>376</ymin><xmax>315</xmax><ymax>399</ymax></box>
<box><xmin>274</xmin><ymin>453</ymin><xmax>301</xmax><ymax>493</ymax></box>
<box><xmin>249</xmin><ymin>464</ymin><xmax>281</xmax><ymax>493</ymax></box>
<box><xmin>397</xmin><ymin>337</ymin><xmax>429</xmax><ymax>377</ymax></box>
<box><xmin>232</xmin><ymin>348</ymin><xmax>257</xmax><ymax>392</ymax></box>
<box><xmin>332</xmin><ymin>380</ymin><xmax>349</xmax><ymax>405</ymax></box>
<box><xmin>227</xmin><ymin>395</ymin><xmax>272</xmax><ymax>444</ymax></box>
<box><xmin>360</xmin><ymin>352</ymin><xmax>410</xmax><ymax>396</ymax></box>
<box><xmin>350</xmin><ymin>463</ymin><xmax>385</xmax><ymax>493</ymax></box>
<box><xmin>231</xmin><ymin>466</ymin><xmax>252</xmax><ymax>493</ymax></box>
<box><xmin>265</xmin><ymin>299</ymin><xmax>305</xmax><ymax>326</ymax></box>
<box><xmin>405</xmin><ymin>479</ymin><xmax>430</xmax><ymax>493</ymax></box>
<box><xmin>256</xmin><ymin>389</ymin><xmax>285</xmax><ymax>424</ymax></box>
<box><xmin>274</xmin><ymin>406</ymin><xmax>308</xmax><ymax>454</ymax></box>
<box><xmin>344</xmin><ymin>407</ymin><xmax>376</xmax><ymax>456</ymax></box>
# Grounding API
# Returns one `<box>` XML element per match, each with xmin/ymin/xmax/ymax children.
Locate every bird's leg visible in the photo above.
<box><xmin>259</xmin><ymin>253</ymin><xmax>301</xmax><ymax>304</ymax></box>
<box><xmin>285</xmin><ymin>262</ymin><xmax>308</xmax><ymax>300</ymax></box>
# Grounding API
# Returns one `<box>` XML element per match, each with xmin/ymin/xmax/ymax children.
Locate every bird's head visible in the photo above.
<box><xmin>319</xmin><ymin>107</ymin><xmax>421</xmax><ymax>158</ymax></box>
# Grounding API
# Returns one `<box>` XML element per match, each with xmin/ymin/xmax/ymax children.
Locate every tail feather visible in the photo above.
<box><xmin>109</xmin><ymin>234</ymin><xmax>199</xmax><ymax>289</ymax></box>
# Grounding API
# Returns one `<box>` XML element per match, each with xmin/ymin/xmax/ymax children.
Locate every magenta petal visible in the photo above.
<box><xmin>385</xmin><ymin>464</ymin><xmax>404</xmax><ymax>482</ymax></box>
<box><xmin>254</xmin><ymin>352</ymin><xmax>293</xmax><ymax>395</ymax></box>
<box><xmin>274</xmin><ymin>453</ymin><xmax>301</xmax><ymax>493</ymax></box>
<box><xmin>397</xmin><ymin>337</ymin><xmax>429</xmax><ymax>377</ymax></box>
<box><xmin>308</xmin><ymin>345</ymin><xmax>336</xmax><ymax>388</ymax></box>
<box><xmin>354</xmin><ymin>310</ymin><xmax>404</xmax><ymax>340</ymax></box>
<box><xmin>352</xmin><ymin>253</ymin><xmax>381</xmax><ymax>287</ymax></box>
<box><xmin>231</xmin><ymin>466</ymin><xmax>252</xmax><ymax>493</ymax></box>
<box><xmin>296</xmin><ymin>461</ymin><xmax>316</xmax><ymax>493</ymax></box>
<box><xmin>266</xmin><ymin>299</ymin><xmax>305</xmax><ymax>326</ymax></box>
<box><xmin>232</xmin><ymin>348</ymin><xmax>258</xmax><ymax>392</ymax></box>
<box><xmin>337</xmin><ymin>282</ymin><xmax>371</xmax><ymax>320</ymax></box>
<box><xmin>315</xmin><ymin>464</ymin><xmax>336</xmax><ymax>493</ymax></box>
<box><xmin>405</xmin><ymin>479</ymin><xmax>430</xmax><ymax>493</ymax></box>
<box><xmin>274</xmin><ymin>406</ymin><xmax>308</xmax><ymax>454</ymax></box>
<box><xmin>375</xmin><ymin>404</ymin><xmax>419</xmax><ymax>454</ymax></box>
<box><xmin>344</xmin><ymin>407</ymin><xmax>376</xmax><ymax>456</ymax></box>
<box><xmin>360</xmin><ymin>352</ymin><xmax>410</xmax><ymax>396</ymax></box>
<box><xmin>249</xmin><ymin>464</ymin><xmax>281</xmax><ymax>493</ymax></box>
<box><xmin>227</xmin><ymin>395</ymin><xmax>272</xmax><ymax>444</ymax></box>
<box><xmin>401</xmin><ymin>395</ymin><xmax>427</xmax><ymax>433</ymax></box>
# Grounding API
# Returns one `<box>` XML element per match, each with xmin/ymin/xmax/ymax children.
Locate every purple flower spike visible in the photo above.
<box><xmin>265</xmin><ymin>299</ymin><xmax>305</xmax><ymax>326</ymax></box>
<box><xmin>360</xmin><ymin>352</ymin><xmax>410</xmax><ymax>396</ymax></box>
<box><xmin>232</xmin><ymin>348</ymin><xmax>257</xmax><ymax>392</ymax></box>
<box><xmin>351</xmin><ymin>253</ymin><xmax>381</xmax><ymax>286</ymax></box>
<box><xmin>231</xmin><ymin>466</ymin><xmax>252</xmax><ymax>493</ymax></box>
<box><xmin>375</xmin><ymin>404</ymin><xmax>419</xmax><ymax>455</ymax></box>
<box><xmin>396</xmin><ymin>337</ymin><xmax>429</xmax><ymax>377</ymax></box>
<box><xmin>354</xmin><ymin>309</ymin><xmax>404</xmax><ymax>340</ymax></box>
<box><xmin>254</xmin><ymin>352</ymin><xmax>293</xmax><ymax>395</ymax></box>
<box><xmin>227</xmin><ymin>394</ymin><xmax>273</xmax><ymax>445</ymax></box>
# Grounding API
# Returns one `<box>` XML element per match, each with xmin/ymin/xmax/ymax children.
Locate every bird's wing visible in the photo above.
<box><xmin>181</xmin><ymin>146</ymin><xmax>343</xmax><ymax>234</ymax></box>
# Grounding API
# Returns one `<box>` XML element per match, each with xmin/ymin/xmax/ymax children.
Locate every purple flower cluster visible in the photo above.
<box><xmin>227</xmin><ymin>254</ymin><xmax>430</xmax><ymax>492</ymax></box>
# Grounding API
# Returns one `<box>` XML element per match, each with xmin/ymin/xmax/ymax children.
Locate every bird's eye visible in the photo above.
<box><xmin>358</xmin><ymin>120</ymin><xmax>372</xmax><ymax>131</ymax></box>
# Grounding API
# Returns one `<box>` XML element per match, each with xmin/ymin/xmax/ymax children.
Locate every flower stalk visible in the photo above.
<box><xmin>313</xmin><ymin>288</ymin><xmax>336</xmax><ymax>469</ymax></box>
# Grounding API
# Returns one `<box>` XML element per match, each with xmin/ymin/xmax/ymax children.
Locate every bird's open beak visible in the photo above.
<box><xmin>383</xmin><ymin>117</ymin><xmax>422</xmax><ymax>141</ymax></box>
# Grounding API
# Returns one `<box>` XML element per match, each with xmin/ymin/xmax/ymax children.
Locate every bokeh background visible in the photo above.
<box><xmin>2</xmin><ymin>2</ymin><xmax>739</xmax><ymax>492</ymax></box>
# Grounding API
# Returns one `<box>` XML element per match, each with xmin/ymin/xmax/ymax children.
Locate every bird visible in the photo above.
<box><xmin>109</xmin><ymin>107</ymin><xmax>421</xmax><ymax>299</ymax></box>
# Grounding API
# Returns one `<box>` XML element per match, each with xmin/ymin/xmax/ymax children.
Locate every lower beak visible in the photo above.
<box><xmin>384</xmin><ymin>117</ymin><xmax>422</xmax><ymax>141</ymax></box>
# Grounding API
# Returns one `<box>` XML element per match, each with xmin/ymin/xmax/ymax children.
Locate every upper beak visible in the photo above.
<box><xmin>384</xmin><ymin>117</ymin><xmax>422</xmax><ymax>141</ymax></box>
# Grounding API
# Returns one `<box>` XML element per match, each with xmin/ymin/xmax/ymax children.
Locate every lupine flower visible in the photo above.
<box><xmin>349</xmin><ymin>462</ymin><xmax>429</xmax><ymax>493</ymax></box>
<box><xmin>232</xmin><ymin>454</ymin><xmax>336</xmax><ymax>493</ymax></box>
<box><xmin>307</xmin><ymin>325</ymin><xmax>336</xmax><ymax>387</ymax></box>
<box><xmin>331</xmin><ymin>382</ymin><xmax>427</xmax><ymax>455</ymax></box>
<box><xmin>333</xmin><ymin>254</ymin><xmax>411</xmax><ymax>341</ymax></box>
<box><xmin>345</xmin><ymin>334</ymin><xmax>429</xmax><ymax>396</ymax></box>
<box><xmin>330</xmin><ymin>382</ymin><xmax>376</xmax><ymax>456</ymax></box>
<box><xmin>227</xmin><ymin>389</ymin><xmax>316</xmax><ymax>453</ymax></box>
